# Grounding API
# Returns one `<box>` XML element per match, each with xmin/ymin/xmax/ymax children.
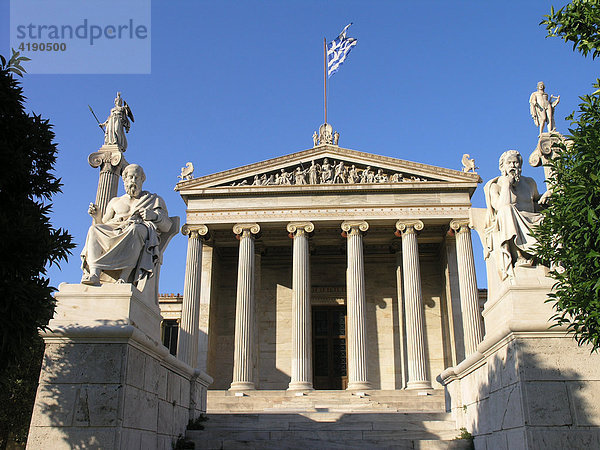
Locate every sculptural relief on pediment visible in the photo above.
<box><xmin>225</xmin><ymin>157</ymin><xmax>432</xmax><ymax>187</ymax></box>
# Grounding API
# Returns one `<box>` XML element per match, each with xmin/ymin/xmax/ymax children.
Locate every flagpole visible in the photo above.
<box><xmin>323</xmin><ymin>37</ymin><xmax>327</xmax><ymax>124</ymax></box>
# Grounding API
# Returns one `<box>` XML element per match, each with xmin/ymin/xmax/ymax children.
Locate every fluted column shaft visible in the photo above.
<box><xmin>451</xmin><ymin>220</ymin><xmax>483</xmax><ymax>357</ymax></box>
<box><xmin>342</xmin><ymin>221</ymin><xmax>371</xmax><ymax>391</ymax></box>
<box><xmin>396</xmin><ymin>220</ymin><xmax>431</xmax><ymax>390</ymax></box>
<box><xmin>88</xmin><ymin>146</ymin><xmax>127</xmax><ymax>218</ymax></box>
<box><xmin>230</xmin><ymin>223</ymin><xmax>260</xmax><ymax>391</ymax></box>
<box><xmin>287</xmin><ymin>222</ymin><xmax>314</xmax><ymax>391</ymax></box>
<box><xmin>178</xmin><ymin>225</ymin><xmax>209</xmax><ymax>367</ymax></box>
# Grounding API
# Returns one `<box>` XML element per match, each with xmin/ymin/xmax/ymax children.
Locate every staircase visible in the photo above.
<box><xmin>185</xmin><ymin>390</ymin><xmax>472</xmax><ymax>449</ymax></box>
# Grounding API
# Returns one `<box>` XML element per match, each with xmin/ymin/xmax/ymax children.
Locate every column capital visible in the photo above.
<box><xmin>88</xmin><ymin>146</ymin><xmax>128</xmax><ymax>173</ymax></box>
<box><xmin>341</xmin><ymin>220</ymin><xmax>369</xmax><ymax>236</ymax></box>
<box><xmin>449</xmin><ymin>219</ymin><xmax>471</xmax><ymax>233</ymax></box>
<box><xmin>395</xmin><ymin>220</ymin><xmax>424</xmax><ymax>235</ymax></box>
<box><xmin>233</xmin><ymin>223</ymin><xmax>260</xmax><ymax>236</ymax></box>
<box><xmin>287</xmin><ymin>221</ymin><xmax>314</xmax><ymax>237</ymax></box>
<box><xmin>181</xmin><ymin>224</ymin><xmax>209</xmax><ymax>239</ymax></box>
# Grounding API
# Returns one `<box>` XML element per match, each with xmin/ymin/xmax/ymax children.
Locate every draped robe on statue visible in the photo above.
<box><xmin>81</xmin><ymin>191</ymin><xmax>171</xmax><ymax>283</ymax></box>
<box><xmin>484</xmin><ymin>176</ymin><xmax>543</xmax><ymax>279</ymax></box>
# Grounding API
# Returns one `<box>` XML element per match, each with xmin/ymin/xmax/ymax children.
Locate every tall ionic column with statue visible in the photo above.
<box><xmin>28</xmin><ymin>157</ymin><xmax>212</xmax><ymax>447</ymax></box>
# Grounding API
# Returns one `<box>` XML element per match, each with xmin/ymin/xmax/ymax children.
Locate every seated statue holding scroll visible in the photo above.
<box><xmin>81</xmin><ymin>164</ymin><xmax>172</xmax><ymax>286</ymax></box>
<box><xmin>484</xmin><ymin>150</ymin><xmax>543</xmax><ymax>280</ymax></box>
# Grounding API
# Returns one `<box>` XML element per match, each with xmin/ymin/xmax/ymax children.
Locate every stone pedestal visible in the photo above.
<box><xmin>27</xmin><ymin>283</ymin><xmax>213</xmax><ymax>450</ymax></box>
<box><xmin>439</xmin><ymin>211</ymin><xmax>600</xmax><ymax>448</ymax></box>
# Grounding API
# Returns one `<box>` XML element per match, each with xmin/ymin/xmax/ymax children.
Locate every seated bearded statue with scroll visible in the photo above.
<box><xmin>484</xmin><ymin>150</ymin><xmax>544</xmax><ymax>280</ymax></box>
<box><xmin>81</xmin><ymin>164</ymin><xmax>173</xmax><ymax>286</ymax></box>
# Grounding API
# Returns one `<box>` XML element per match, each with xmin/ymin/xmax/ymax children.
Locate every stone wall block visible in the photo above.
<box><xmin>180</xmin><ymin>378</ymin><xmax>191</xmax><ymax>409</ymax></box>
<box><xmin>30</xmin><ymin>384</ymin><xmax>78</xmax><ymax>427</ymax></box>
<box><xmin>568</xmin><ymin>380</ymin><xmax>600</xmax><ymax>426</ymax></box>
<box><xmin>527</xmin><ymin>429</ymin><xmax>600</xmax><ymax>449</ymax></box>
<box><xmin>72</xmin><ymin>385</ymin><xmax>120</xmax><ymax>427</ymax></box>
<box><xmin>157</xmin><ymin>366</ymin><xmax>168</xmax><ymax>400</ymax></box>
<box><xmin>140</xmin><ymin>430</ymin><xmax>158</xmax><ymax>449</ymax></box>
<box><xmin>523</xmin><ymin>381</ymin><xmax>572</xmax><ymax>426</ymax></box>
<box><xmin>144</xmin><ymin>356</ymin><xmax>161</xmax><ymax>393</ymax></box>
<box><xmin>505</xmin><ymin>428</ymin><xmax>527</xmax><ymax>450</ymax></box>
<box><xmin>157</xmin><ymin>399</ymin><xmax>174</xmax><ymax>436</ymax></box>
<box><xmin>126</xmin><ymin>346</ymin><xmax>146</xmax><ymax>388</ymax></box>
<box><xmin>39</xmin><ymin>343</ymin><xmax>125</xmax><ymax>384</ymax></box>
<box><xmin>119</xmin><ymin>429</ymin><xmax>142</xmax><ymax>449</ymax></box>
<box><xmin>122</xmin><ymin>386</ymin><xmax>159</xmax><ymax>431</ymax></box>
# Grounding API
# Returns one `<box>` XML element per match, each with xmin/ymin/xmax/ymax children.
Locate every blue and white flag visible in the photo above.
<box><xmin>327</xmin><ymin>23</ymin><xmax>357</xmax><ymax>78</ymax></box>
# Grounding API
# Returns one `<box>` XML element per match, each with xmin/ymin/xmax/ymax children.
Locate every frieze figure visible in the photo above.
<box><xmin>81</xmin><ymin>164</ymin><xmax>172</xmax><ymax>286</ymax></box>
<box><xmin>294</xmin><ymin>167</ymin><xmax>307</xmax><ymax>185</ymax></box>
<box><xmin>333</xmin><ymin>160</ymin><xmax>345</xmax><ymax>183</ymax></box>
<box><xmin>529</xmin><ymin>81</ymin><xmax>560</xmax><ymax>137</ymax></box>
<box><xmin>100</xmin><ymin>92</ymin><xmax>134</xmax><ymax>151</ymax></box>
<box><xmin>484</xmin><ymin>150</ymin><xmax>543</xmax><ymax>279</ymax></box>
<box><xmin>320</xmin><ymin>158</ymin><xmax>333</xmax><ymax>183</ymax></box>
<box><xmin>308</xmin><ymin>160</ymin><xmax>320</xmax><ymax>185</ymax></box>
<box><xmin>347</xmin><ymin>165</ymin><xmax>359</xmax><ymax>183</ymax></box>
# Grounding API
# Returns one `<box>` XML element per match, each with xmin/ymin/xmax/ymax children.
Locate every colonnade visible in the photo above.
<box><xmin>177</xmin><ymin>219</ymin><xmax>482</xmax><ymax>391</ymax></box>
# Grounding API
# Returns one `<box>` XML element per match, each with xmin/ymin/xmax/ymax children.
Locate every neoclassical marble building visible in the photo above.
<box><xmin>170</xmin><ymin>141</ymin><xmax>484</xmax><ymax>392</ymax></box>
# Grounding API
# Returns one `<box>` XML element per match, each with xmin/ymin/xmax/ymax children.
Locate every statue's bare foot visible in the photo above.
<box><xmin>81</xmin><ymin>274</ymin><xmax>101</xmax><ymax>286</ymax></box>
<box><xmin>116</xmin><ymin>278</ymin><xmax>128</xmax><ymax>284</ymax></box>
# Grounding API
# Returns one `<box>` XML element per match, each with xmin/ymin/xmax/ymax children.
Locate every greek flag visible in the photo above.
<box><xmin>327</xmin><ymin>23</ymin><xmax>357</xmax><ymax>78</ymax></box>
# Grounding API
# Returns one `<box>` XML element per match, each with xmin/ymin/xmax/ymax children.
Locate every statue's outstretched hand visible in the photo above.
<box><xmin>88</xmin><ymin>203</ymin><xmax>102</xmax><ymax>222</ymax></box>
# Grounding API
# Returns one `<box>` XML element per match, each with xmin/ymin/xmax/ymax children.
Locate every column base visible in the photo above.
<box><xmin>346</xmin><ymin>381</ymin><xmax>372</xmax><ymax>391</ymax></box>
<box><xmin>287</xmin><ymin>381</ymin><xmax>314</xmax><ymax>392</ymax></box>
<box><xmin>406</xmin><ymin>380</ymin><xmax>432</xmax><ymax>390</ymax></box>
<box><xmin>229</xmin><ymin>381</ymin><xmax>255</xmax><ymax>391</ymax></box>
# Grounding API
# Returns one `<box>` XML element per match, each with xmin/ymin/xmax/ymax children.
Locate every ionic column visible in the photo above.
<box><xmin>177</xmin><ymin>224</ymin><xmax>209</xmax><ymax>368</ymax></box>
<box><xmin>287</xmin><ymin>222</ymin><xmax>314</xmax><ymax>391</ymax></box>
<box><xmin>88</xmin><ymin>146</ymin><xmax>128</xmax><ymax>218</ymax></box>
<box><xmin>230</xmin><ymin>223</ymin><xmax>260</xmax><ymax>391</ymax></box>
<box><xmin>396</xmin><ymin>220</ymin><xmax>431</xmax><ymax>390</ymax></box>
<box><xmin>341</xmin><ymin>220</ymin><xmax>371</xmax><ymax>391</ymax></box>
<box><xmin>450</xmin><ymin>219</ymin><xmax>484</xmax><ymax>357</ymax></box>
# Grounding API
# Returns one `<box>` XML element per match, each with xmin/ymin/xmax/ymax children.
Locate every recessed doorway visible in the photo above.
<box><xmin>313</xmin><ymin>306</ymin><xmax>348</xmax><ymax>390</ymax></box>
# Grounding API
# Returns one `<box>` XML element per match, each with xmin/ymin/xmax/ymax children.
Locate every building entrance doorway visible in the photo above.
<box><xmin>312</xmin><ymin>306</ymin><xmax>348</xmax><ymax>390</ymax></box>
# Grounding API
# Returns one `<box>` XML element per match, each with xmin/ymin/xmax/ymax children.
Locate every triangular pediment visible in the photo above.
<box><xmin>176</xmin><ymin>145</ymin><xmax>479</xmax><ymax>191</ymax></box>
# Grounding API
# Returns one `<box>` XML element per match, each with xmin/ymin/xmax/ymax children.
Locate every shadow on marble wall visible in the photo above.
<box><xmin>464</xmin><ymin>339</ymin><xmax>600</xmax><ymax>449</ymax></box>
<box><xmin>27</xmin><ymin>320</ymin><xmax>193</xmax><ymax>449</ymax></box>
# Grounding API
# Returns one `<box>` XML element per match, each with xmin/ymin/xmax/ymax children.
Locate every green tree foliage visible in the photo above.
<box><xmin>533</xmin><ymin>86</ymin><xmax>600</xmax><ymax>351</ymax></box>
<box><xmin>542</xmin><ymin>0</ymin><xmax>600</xmax><ymax>58</ymax></box>
<box><xmin>534</xmin><ymin>2</ymin><xmax>600</xmax><ymax>350</ymax></box>
<box><xmin>0</xmin><ymin>337</ymin><xmax>44</xmax><ymax>448</ymax></box>
<box><xmin>0</xmin><ymin>54</ymin><xmax>74</xmax><ymax>446</ymax></box>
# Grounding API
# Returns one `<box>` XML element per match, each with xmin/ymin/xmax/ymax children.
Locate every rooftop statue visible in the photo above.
<box><xmin>529</xmin><ymin>81</ymin><xmax>560</xmax><ymax>137</ymax></box>
<box><xmin>461</xmin><ymin>154</ymin><xmax>478</xmax><ymax>173</ymax></box>
<box><xmin>100</xmin><ymin>92</ymin><xmax>134</xmax><ymax>151</ymax></box>
<box><xmin>484</xmin><ymin>150</ymin><xmax>543</xmax><ymax>279</ymax></box>
<box><xmin>81</xmin><ymin>164</ymin><xmax>173</xmax><ymax>286</ymax></box>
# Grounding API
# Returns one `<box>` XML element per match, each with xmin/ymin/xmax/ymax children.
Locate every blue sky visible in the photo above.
<box><xmin>1</xmin><ymin>1</ymin><xmax>596</xmax><ymax>294</ymax></box>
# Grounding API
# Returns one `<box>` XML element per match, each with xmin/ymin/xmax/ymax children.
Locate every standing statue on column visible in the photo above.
<box><xmin>81</xmin><ymin>164</ymin><xmax>172</xmax><ymax>286</ymax></box>
<box><xmin>529</xmin><ymin>81</ymin><xmax>560</xmax><ymax>137</ymax></box>
<box><xmin>484</xmin><ymin>150</ymin><xmax>543</xmax><ymax>279</ymax></box>
<box><xmin>100</xmin><ymin>92</ymin><xmax>135</xmax><ymax>151</ymax></box>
